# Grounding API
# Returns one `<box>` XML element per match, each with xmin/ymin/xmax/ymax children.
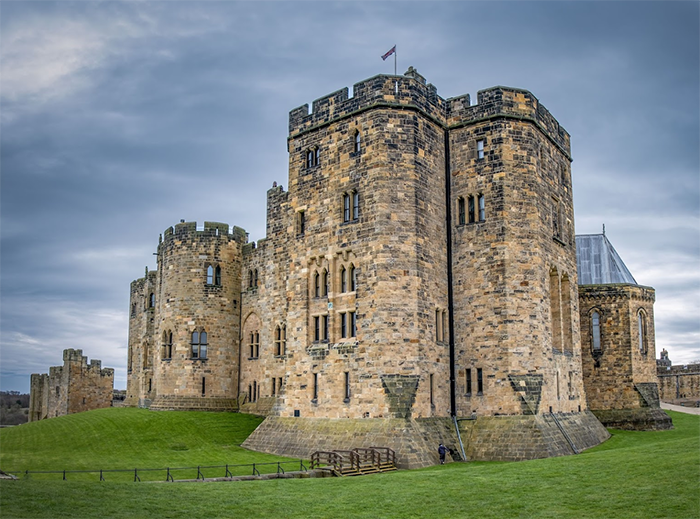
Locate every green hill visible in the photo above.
<box><xmin>0</xmin><ymin>407</ymin><xmax>295</xmax><ymax>480</ymax></box>
<box><xmin>1</xmin><ymin>409</ymin><xmax>698</xmax><ymax>519</ymax></box>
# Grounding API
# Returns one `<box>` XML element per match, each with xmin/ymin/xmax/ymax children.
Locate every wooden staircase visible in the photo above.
<box><xmin>310</xmin><ymin>447</ymin><xmax>397</xmax><ymax>476</ymax></box>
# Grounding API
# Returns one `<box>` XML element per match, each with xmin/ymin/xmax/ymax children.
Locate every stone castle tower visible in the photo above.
<box><xmin>29</xmin><ymin>349</ymin><xmax>114</xmax><ymax>422</ymax></box>
<box><xmin>126</xmin><ymin>68</ymin><xmax>668</xmax><ymax>467</ymax></box>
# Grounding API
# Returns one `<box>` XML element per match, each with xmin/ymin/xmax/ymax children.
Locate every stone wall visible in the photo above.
<box><xmin>579</xmin><ymin>284</ymin><xmax>671</xmax><ymax>429</ymax></box>
<box><xmin>658</xmin><ymin>363</ymin><xmax>700</xmax><ymax>402</ymax></box>
<box><xmin>28</xmin><ymin>349</ymin><xmax>114</xmax><ymax>421</ymax></box>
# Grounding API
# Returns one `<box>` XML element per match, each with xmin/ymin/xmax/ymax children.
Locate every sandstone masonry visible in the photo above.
<box><xmin>29</xmin><ymin>349</ymin><xmax>114</xmax><ymax>422</ymax></box>
<box><xmin>125</xmin><ymin>68</ymin><xmax>671</xmax><ymax>467</ymax></box>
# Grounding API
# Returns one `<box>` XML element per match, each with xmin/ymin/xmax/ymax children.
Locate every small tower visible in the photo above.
<box><xmin>577</xmin><ymin>233</ymin><xmax>672</xmax><ymax>430</ymax></box>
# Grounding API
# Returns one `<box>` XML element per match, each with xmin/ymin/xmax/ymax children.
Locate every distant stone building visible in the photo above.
<box><xmin>657</xmin><ymin>349</ymin><xmax>700</xmax><ymax>403</ymax></box>
<box><xmin>28</xmin><ymin>349</ymin><xmax>114</xmax><ymax>422</ymax></box>
<box><xmin>126</xmin><ymin>68</ymin><xmax>670</xmax><ymax>467</ymax></box>
<box><xmin>577</xmin><ymin>234</ymin><xmax>672</xmax><ymax>430</ymax></box>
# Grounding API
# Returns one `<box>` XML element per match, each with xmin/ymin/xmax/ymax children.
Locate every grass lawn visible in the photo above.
<box><xmin>1</xmin><ymin>409</ymin><xmax>698</xmax><ymax>518</ymax></box>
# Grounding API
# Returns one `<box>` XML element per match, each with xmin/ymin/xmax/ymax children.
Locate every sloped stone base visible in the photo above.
<box><xmin>459</xmin><ymin>411</ymin><xmax>610</xmax><ymax>461</ymax></box>
<box><xmin>242</xmin><ymin>416</ymin><xmax>460</xmax><ymax>469</ymax></box>
<box><xmin>242</xmin><ymin>411</ymin><xmax>611</xmax><ymax>468</ymax></box>
<box><xmin>148</xmin><ymin>395</ymin><xmax>238</xmax><ymax>412</ymax></box>
<box><xmin>591</xmin><ymin>408</ymin><xmax>673</xmax><ymax>431</ymax></box>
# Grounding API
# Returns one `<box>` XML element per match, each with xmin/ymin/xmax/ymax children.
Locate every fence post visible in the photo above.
<box><xmin>134</xmin><ymin>469</ymin><xmax>140</xmax><ymax>482</ymax></box>
<box><xmin>197</xmin><ymin>466</ymin><xmax>204</xmax><ymax>480</ymax></box>
<box><xmin>252</xmin><ymin>463</ymin><xmax>260</xmax><ymax>476</ymax></box>
<box><xmin>100</xmin><ymin>469</ymin><xmax>105</xmax><ymax>482</ymax></box>
<box><xmin>166</xmin><ymin>468</ymin><xmax>173</xmax><ymax>482</ymax></box>
<box><xmin>225</xmin><ymin>464</ymin><xmax>232</xmax><ymax>478</ymax></box>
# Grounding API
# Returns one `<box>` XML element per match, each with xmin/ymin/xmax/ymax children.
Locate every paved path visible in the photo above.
<box><xmin>660</xmin><ymin>402</ymin><xmax>700</xmax><ymax>415</ymax></box>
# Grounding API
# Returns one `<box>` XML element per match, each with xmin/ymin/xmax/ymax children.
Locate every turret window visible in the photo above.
<box><xmin>191</xmin><ymin>330</ymin><xmax>207</xmax><ymax>359</ymax></box>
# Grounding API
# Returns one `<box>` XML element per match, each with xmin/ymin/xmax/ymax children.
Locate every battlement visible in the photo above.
<box><xmin>289</xmin><ymin>67</ymin><xmax>447</xmax><ymax>136</ymax></box>
<box><xmin>161</xmin><ymin>221</ymin><xmax>248</xmax><ymax>244</ymax></box>
<box><xmin>289</xmin><ymin>68</ymin><xmax>570</xmax><ymax>157</ymax></box>
<box><xmin>447</xmin><ymin>86</ymin><xmax>570</xmax><ymax>156</ymax></box>
<box><xmin>63</xmin><ymin>348</ymin><xmax>87</xmax><ymax>363</ymax></box>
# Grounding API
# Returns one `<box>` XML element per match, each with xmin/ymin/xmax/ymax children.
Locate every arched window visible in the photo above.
<box><xmin>149</xmin><ymin>293</ymin><xmax>155</xmax><ymax>308</ymax></box>
<box><xmin>638</xmin><ymin>310</ymin><xmax>647</xmax><ymax>354</ymax></box>
<box><xmin>591</xmin><ymin>311</ymin><xmax>602</xmax><ymax>352</ymax></box>
<box><xmin>215</xmin><ymin>266</ymin><xmax>221</xmax><ymax>285</ymax></box>
<box><xmin>354</xmin><ymin>131</ymin><xmax>361</xmax><ymax>152</ymax></box>
<box><xmin>350</xmin><ymin>264</ymin><xmax>356</xmax><ymax>292</ymax></box>
<box><xmin>314</xmin><ymin>271</ymin><xmax>321</xmax><ymax>298</ymax></box>
<box><xmin>321</xmin><ymin>269</ymin><xmax>328</xmax><ymax>297</ymax></box>
<box><xmin>340</xmin><ymin>266</ymin><xmax>347</xmax><ymax>293</ymax></box>
<box><xmin>458</xmin><ymin>197</ymin><xmax>465</xmax><ymax>225</ymax></box>
<box><xmin>191</xmin><ymin>330</ymin><xmax>207</xmax><ymax>359</ymax></box>
<box><xmin>248</xmin><ymin>270</ymin><xmax>254</xmax><ymax>288</ymax></box>
<box><xmin>206</xmin><ymin>265</ymin><xmax>214</xmax><ymax>284</ymax></box>
<box><xmin>306</xmin><ymin>149</ymin><xmax>315</xmax><ymax>168</ymax></box>
<box><xmin>315</xmin><ymin>148</ymin><xmax>320</xmax><ymax>166</ymax></box>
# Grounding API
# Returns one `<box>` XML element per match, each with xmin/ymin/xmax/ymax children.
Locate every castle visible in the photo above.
<box><xmin>29</xmin><ymin>349</ymin><xmax>114</xmax><ymax>422</ymax></box>
<box><xmin>126</xmin><ymin>68</ymin><xmax>670</xmax><ymax>468</ymax></box>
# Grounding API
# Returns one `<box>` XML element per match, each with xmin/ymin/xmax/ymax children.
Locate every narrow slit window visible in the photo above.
<box><xmin>458</xmin><ymin>197</ymin><xmax>465</xmax><ymax>225</ymax></box>
<box><xmin>343</xmin><ymin>194</ymin><xmax>351</xmax><ymax>222</ymax></box>
<box><xmin>340</xmin><ymin>312</ymin><xmax>347</xmax><ymax>338</ymax></box>
<box><xmin>477</xmin><ymin>368</ymin><xmax>483</xmax><ymax>395</ymax></box>
<box><xmin>478</xmin><ymin>194</ymin><xmax>485</xmax><ymax>222</ymax></box>
<box><xmin>313</xmin><ymin>373</ymin><xmax>318</xmax><ymax>401</ymax></box>
<box><xmin>466</xmin><ymin>368</ymin><xmax>472</xmax><ymax>396</ymax></box>
<box><xmin>352</xmin><ymin>191</ymin><xmax>359</xmax><ymax>220</ymax></box>
<box><xmin>468</xmin><ymin>196</ymin><xmax>475</xmax><ymax>223</ymax></box>
<box><xmin>215</xmin><ymin>266</ymin><xmax>221</xmax><ymax>285</ymax></box>
<box><xmin>340</xmin><ymin>266</ymin><xmax>347</xmax><ymax>293</ymax></box>
<box><xmin>206</xmin><ymin>265</ymin><xmax>214</xmax><ymax>284</ymax></box>
<box><xmin>354</xmin><ymin>131</ymin><xmax>361</xmax><ymax>152</ymax></box>
<box><xmin>350</xmin><ymin>312</ymin><xmax>356</xmax><ymax>338</ymax></box>
<box><xmin>344</xmin><ymin>371</ymin><xmax>350</xmax><ymax>400</ymax></box>
<box><xmin>477</xmin><ymin>139</ymin><xmax>484</xmax><ymax>159</ymax></box>
<box><xmin>592</xmin><ymin>311</ymin><xmax>601</xmax><ymax>351</ymax></box>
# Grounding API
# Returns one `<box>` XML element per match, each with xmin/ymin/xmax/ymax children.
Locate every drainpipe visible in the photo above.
<box><xmin>444</xmin><ymin>128</ymin><xmax>456</xmax><ymax>418</ymax></box>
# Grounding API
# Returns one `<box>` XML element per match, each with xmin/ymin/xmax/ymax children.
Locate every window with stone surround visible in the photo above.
<box><xmin>344</xmin><ymin>371</ymin><xmax>351</xmax><ymax>401</ymax></box>
<box><xmin>314</xmin><ymin>316</ymin><xmax>320</xmax><ymax>342</ymax></box>
<box><xmin>297</xmin><ymin>210</ymin><xmax>306</xmax><ymax>235</ymax></box>
<box><xmin>340</xmin><ymin>266</ymin><xmax>347</xmax><ymax>292</ymax></box>
<box><xmin>206</xmin><ymin>265</ymin><xmax>214</xmax><ymax>284</ymax></box>
<box><xmin>458</xmin><ymin>197</ymin><xmax>465</xmax><ymax>225</ymax></box>
<box><xmin>591</xmin><ymin>310</ymin><xmax>602</xmax><ymax>352</ymax></box>
<box><xmin>354</xmin><ymin>131</ymin><xmax>361</xmax><ymax>153</ymax></box>
<box><xmin>190</xmin><ymin>330</ymin><xmax>207</xmax><ymax>359</ymax></box>
<box><xmin>477</xmin><ymin>139</ymin><xmax>484</xmax><ymax>160</ymax></box>
<box><xmin>274</xmin><ymin>324</ymin><xmax>286</xmax><ymax>356</ymax></box>
<box><xmin>321</xmin><ymin>269</ymin><xmax>329</xmax><ymax>297</ymax></box>
<box><xmin>478</xmin><ymin>194</ymin><xmax>485</xmax><ymax>222</ymax></box>
<box><xmin>465</xmin><ymin>368</ymin><xmax>472</xmax><ymax>396</ymax></box>
<box><xmin>312</xmin><ymin>372</ymin><xmax>318</xmax><ymax>401</ymax></box>
<box><xmin>162</xmin><ymin>330</ymin><xmax>173</xmax><ymax>360</ymax></box>
<box><xmin>306</xmin><ymin>147</ymin><xmax>319</xmax><ymax>168</ymax></box>
<box><xmin>249</xmin><ymin>331</ymin><xmax>260</xmax><ymax>359</ymax></box>
<box><xmin>149</xmin><ymin>293</ymin><xmax>155</xmax><ymax>308</ymax></box>
<box><xmin>435</xmin><ymin>308</ymin><xmax>447</xmax><ymax>342</ymax></box>
<box><xmin>215</xmin><ymin>265</ymin><xmax>221</xmax><ymax>285</ymax></box>
<box><xmin>468</xmin><ymin>196</ymin><xmax>475</xmax><ymax>223</ymax></box>
<box><xmin>430</xmin><ymin>374</ymin><xmax>434</xmax><ymax>406</ymax></box>
<box><xmin>476</xmin><ymin>368</ymin><xmax>483</xmax><ymax>395</ymax></box>
<box><xmin>342</xmin><ymin>191</ymin><xmax>360</xmax><ymax>223</ymax></box>
<box><xmin>638</xmin><ymin>309</ymin><xmax>648</xmax><ymax>354</ymax></box>
<box><xmin>350</xmin><ymin>264</ymin><xmax>357</xmax><ymax>292</ymax></box>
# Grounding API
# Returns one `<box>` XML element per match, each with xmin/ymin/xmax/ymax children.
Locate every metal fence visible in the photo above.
<box><xmin>13</xmin><ymin>459</ymin><xmax>308</xmax><ymax>482</ymax></box>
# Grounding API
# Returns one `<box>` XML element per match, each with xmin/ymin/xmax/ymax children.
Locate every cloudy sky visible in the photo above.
<box><xmin>1</xmin><ymin>1</ymin><xmax>698</xmax><ymax>393</ymax></box>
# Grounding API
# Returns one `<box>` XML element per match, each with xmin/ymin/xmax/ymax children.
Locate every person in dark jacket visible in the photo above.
<box><xmin>438</xmin><ymin>443</ymin><xmax>447</xmax><ymax>464</ymax></box>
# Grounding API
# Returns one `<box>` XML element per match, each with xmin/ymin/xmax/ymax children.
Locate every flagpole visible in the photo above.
<box><xmin>394</xmin><ymin>47</ymin><xmax>397</xmax><ymax>75</ymax></box>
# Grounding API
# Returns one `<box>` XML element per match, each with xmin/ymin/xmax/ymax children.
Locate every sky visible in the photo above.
<box><xmin>1</xmin><ymin>1</ymin><xmax>698</xmax><ymax>393</ymax></box>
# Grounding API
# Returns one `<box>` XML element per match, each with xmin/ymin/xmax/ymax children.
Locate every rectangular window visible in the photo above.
<box><xmin>477</xmin><ymin>140</ymin><xmax>484</xmax><ymax>159</ymax></box>
<box><xmin>592</xmin><ymin>311</ymin><xmax>601</xmax><ymax>351</ymax></box>
<box><xmin>350</xmin><ymin>312</ymin><xmax>356</xmax><ymax>338</ymax></box>
<box><xmin>322</xmin><ymin>315</ymin><xmax>329</xmax><ymax>341</ymax></box>
<box><xmin>468</xmin><ymin>196</ymin><xmax>475</xmax><ymax>223</ymax></box>
<box><xmin>314</xmin><ymin>316</ymin><xmax>320</xmax><ymax>342</ymax></box>
<box><xmin>478</xmin><ymin>194</ymin><xmax>485</xmax><ymax>222</ymax></box>
<box><xmin>343</xmin><ymin>194</ymin><xmax>350</xmax><ymax>222</ymax></box>
<box><xmin>477</xmin><ymin>368</ymin><xmax>483</xmax><ymax>395</ymax></box>
<box><xmin>298</xmin><ymin>210</ymin><xmax>306</xmax><ymax>235</ymax></box>
<box><xmin>201</xmin><ymin>377</ymin><xmax>206</xmax><ymax>396</ymax></box>
<box><xmin>352</xmin><ymin>192</ymin><xmax>359</xmax><ymax>220</ymax></box>
<box><xmin>466</xmin><ymin>369</ymin><xmax>472</xmax><ymax>396</ymax></box>
<box><xmin>458</xmin><ymin>198</ymin><xmax>465</xmax><ymax>225</ymax></box>
<box><xmin>272</xmin><ymin>378</ymin><xmax>276</xmax><ymax>396</ymax></box>
<box><xmin>344</xmin><ymin>371</ymin><xmax>350</xmax><ymax>400</ymax></box>
<box><xmin>278</xmin><ymin>377</ymin><xmax>283</xmax><ymax>392</ymax></box>
<box><xmin>313</xmin><ymin>373</ymin><xmax>318</xmax><ymax>401</ymax></box>
<box><xmin>340</xmin><ymin>312</ymin><xmax>347</xmax><ymax>338</ymax></box>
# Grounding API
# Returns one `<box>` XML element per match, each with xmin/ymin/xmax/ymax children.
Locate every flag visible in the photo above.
<box><xmin>381</xmin><ymin>45</ymin><xmax>396</xmax><ymax>61</ymax></box>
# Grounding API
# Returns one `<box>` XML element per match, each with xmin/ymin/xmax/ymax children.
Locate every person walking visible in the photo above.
<box><xmin>438</xmin><ymin>443</ymin><xmax>447</xmax><ymax>464</ymax></box>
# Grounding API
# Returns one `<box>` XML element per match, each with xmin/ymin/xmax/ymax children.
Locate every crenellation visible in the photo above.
<box><xmin>124</xmin><ymin>68</ymin><xmax>668</xmax><ymax>467</ymax></box>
